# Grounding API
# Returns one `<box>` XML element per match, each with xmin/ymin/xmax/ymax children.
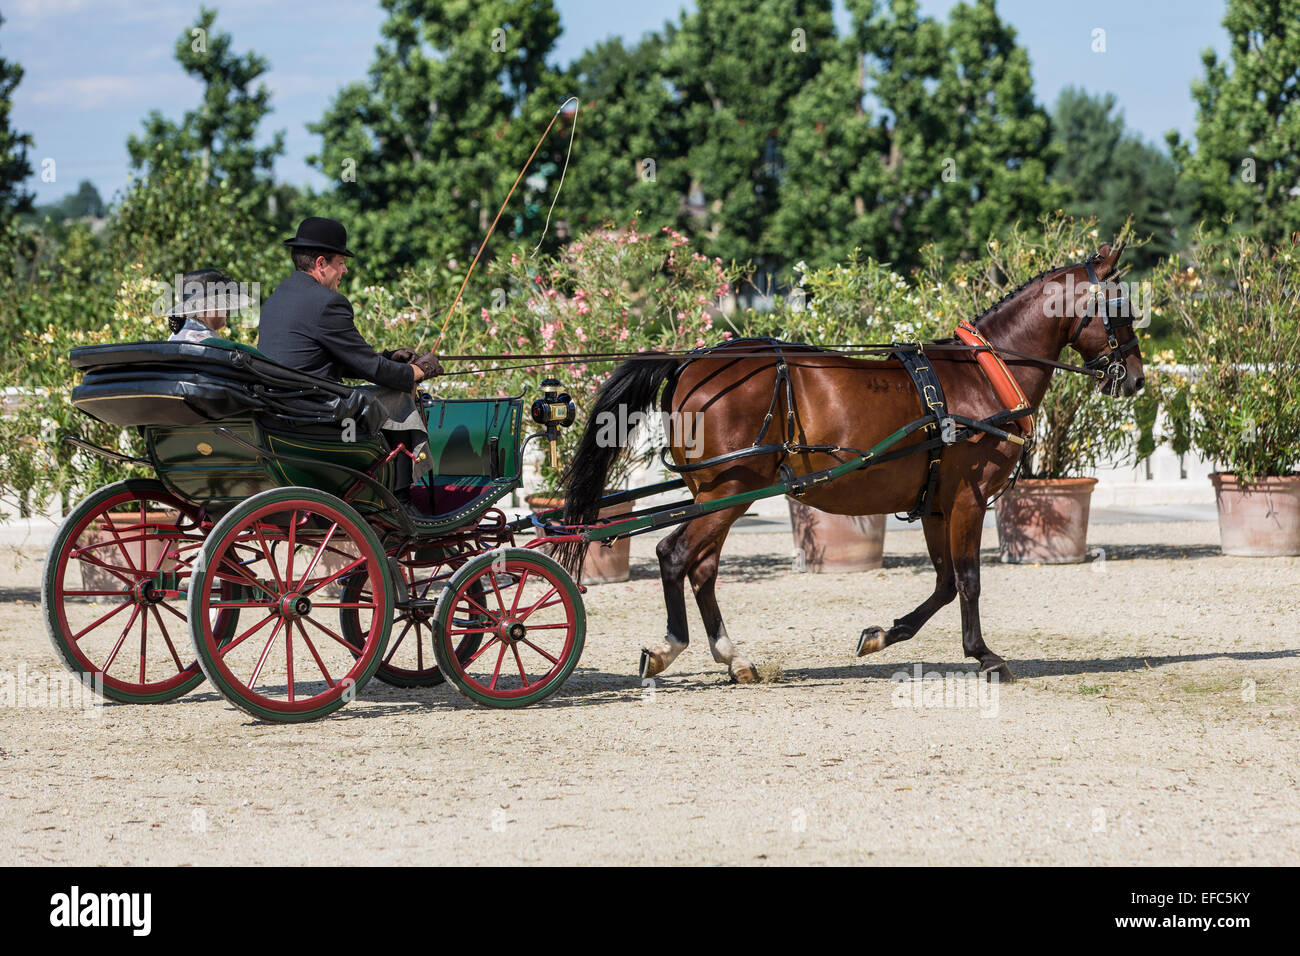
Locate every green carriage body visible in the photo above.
<box><xmin>68</xmin><ymin>340</ymin><xmax>526</xmax><ymax>531</ymax></box>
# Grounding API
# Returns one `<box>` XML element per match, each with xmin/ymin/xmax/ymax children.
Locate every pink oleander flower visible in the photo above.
<box><xmin>721</xmin><ymin>330</ymin><xmax>733</xmax><ymax>340</ymax></box>
<box><xmin>577</xmin><ymin>301</ymin><xmax>590</xmax><ymax>315</ymax></box>
<box><xmin>481</xmin><ymin>307</ymin><xmax>491</xmax><ymax>320</ymax></box>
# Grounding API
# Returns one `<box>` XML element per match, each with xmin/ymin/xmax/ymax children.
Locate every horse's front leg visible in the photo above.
<box><xmin>948</xmin><ymin>496</ymin><xmax>1014</xmax><ymax>682</ymax></box>
<box><xmin>857</xmin><ymin>514</ymin><xmax>956</xmax><ymax>655</ymax></box>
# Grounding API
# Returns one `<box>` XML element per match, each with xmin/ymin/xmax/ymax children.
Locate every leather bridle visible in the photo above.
<box><xmin>1067</xmin><ymin>255</ymin><xmax>1140</xmax><ymax>384</ymax></box>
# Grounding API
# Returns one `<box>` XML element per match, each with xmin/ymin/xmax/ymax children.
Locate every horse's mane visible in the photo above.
<box><xmin>970</xmin><ymin>261</ymin><xmax>1078</xmax><ymax>328</ymax></box>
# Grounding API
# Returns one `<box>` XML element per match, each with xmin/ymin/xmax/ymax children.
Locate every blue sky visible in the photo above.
<box><xmin>6</xmin><ymin>0</ymin><xmax>1228</xmax><ymax>207</ymax></box>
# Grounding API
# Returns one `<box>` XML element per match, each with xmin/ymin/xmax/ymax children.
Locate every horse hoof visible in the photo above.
<box><xmin>857</xmin><ymin>626</ymin><xmax>887</xmax><ymax>657</ymax></box>
<box><xmin>979</xmin><ymin>660</ymin><xmax>1014</xmax><ymax>684</ymax></box>
<box><xmin>639</xmin><ymin>648</ymin><xmax>666</xmax><ymax>679</ymax></box>
<box><xmin>730</xmin><ymin>660</ymin><xmax>760</xmax><ymax>684</ymax></box>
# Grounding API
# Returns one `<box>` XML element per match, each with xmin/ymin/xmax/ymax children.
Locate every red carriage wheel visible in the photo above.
<box><xmin>338</xmin><ymin>546</ymin><xmax>483</xmax><ymax>687</ymax></box>
<box><xmin>42</xmin><ymin>478</ymin><xmax>239</xmax><ymax>704</ymax></box>
<box><xmin>431</xmin><ymin>548</ymin><xmax>585</xmax><ymax>708</ymax></box>
<box><xmin>188</xmin><ymin>487</ymin><xmax>393</xmax><ymax>722</ymax></box>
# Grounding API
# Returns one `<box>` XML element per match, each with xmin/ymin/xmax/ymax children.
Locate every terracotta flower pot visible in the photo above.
<box><xmin>787</xmin><ymin>499</ymin><xmax>886</xmax><ymax>572</ymax></box>
<box><xmin>994</xmin><ymin>477</ymin><xmax>1098</xmax><ymax>565</ymax></box>
<box><xmin>1209</xmin><ymin>473</ymin><xmax>1300</xmax><ymax>557</ymax></box>
<box><xmin>525</xmin><ymin>494</ymin><xmax>632</xmax><ymax>585</ymax></box>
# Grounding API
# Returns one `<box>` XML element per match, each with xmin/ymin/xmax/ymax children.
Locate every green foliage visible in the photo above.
<box><xmin>774</xmin><ymin>0</ymin><xmax>1065</xmax><ymax>272</ymax></box>
<box><xmin>308</xmin><ymin>0</ymin><xmax>563</xmax><ymax>278</ymax></box>
<box><xmin>1168</xmin><ymin>0</ymin><xmax>1300</xmax><ymax>245</ymax></box>
<box><xmin>111</xmin><ymin>153</ymin><xmax>283</xmax><ymax>300</ymax></box>
<box><xmin>1051</xmin><ymin>87</ymin><xmax>1193</xmax><ymax>276</ymax></box>
<box><xmin>30</xmin><ymin>180</ymin><xmax>106</xmax><ymax>224</ymax></box>
<box><xmin>561</xmin><ymin>34</ymin><xmax>686</xmax><ymax>234</ymax></box>
<box><xmin>1152</xmin><ymin>230</ymin><xmax>1300</xmax><ymax>479</ymax></box>
<box><xmin>667</xmin><ymin>0</ymin><xmax>837</xmax><ymax>268</ymax></box>
<box><xmin>127</xmin><ymin>7</ymin><xmax>286</xmax><ymax>226</ymax></box>
<box><xmin>0</xmin><ymin>13</ymin><xmax>35</xmax><ymax>272</ymax></box>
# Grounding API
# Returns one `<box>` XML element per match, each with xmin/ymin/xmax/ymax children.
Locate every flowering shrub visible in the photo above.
<box><xmin>1</xmin><ymin>265</ymin><xmax>166</xmax><ymax>517</ymax></box>
<box><xmin>485</xmin><ymin>223</ymin><xmax>740</xmax><ymax>491</ymax></box>
<box><xmin>1152</xmin><ymin>231</ymin><xmax>1300</xmax><ymax>480</ymax></box>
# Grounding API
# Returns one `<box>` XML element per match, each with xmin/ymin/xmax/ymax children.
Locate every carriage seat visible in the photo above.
<box><xmin>69</xmin><ymin>340</ymin><xmax>387</xmax><ymax>437</ymax></box>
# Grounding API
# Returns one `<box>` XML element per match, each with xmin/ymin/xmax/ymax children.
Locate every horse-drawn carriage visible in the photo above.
<box><xmin>45</xmin><ymin>340</ymin><xmax>586</xmax><ymax>722</ymax></box>
<box><xmin>46</xmin><ymin>245</ymin><xmax>1144</xmax><ymax>716</ymax></box>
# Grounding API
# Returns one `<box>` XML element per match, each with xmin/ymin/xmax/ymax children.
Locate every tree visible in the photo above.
<box><xmin>558</xmin><ymin>33</ymin><xmax>689</xmax><ymax>234</ymax></box>
<box><xmin>773</xmin><ymin>0</ymin><xmax>1064</xmax><ymax>274</ymax></box>
<box><xmin>1168</xmin><ymin>0</ymin><xmax>1300</xmax><ymax>244</ymax></box>
<box><xmin>666</xmin><ymin>0</ymin><xmax>838</xmax><ymax>270</ymax></box>
<box><xmin>1052</xmin><ymin>87</ymin><xmax>1193</xmax><ymax>271</ymax></box>
<box><xmin>0</xmin><ymin>13</ymin><xmax>35</xmax><ymax>256</ymax></box>
<box><xmin>127</xmin><ymin>7</ymin><xmax>285</xmax><ymax>223</ymax></box>
<box><xmin>308</xmin><ymin>0</ymin><xmax>563</xmax><ymax>279</ymax></box>
<box><xmin>31</xmin><ymin>180</ymin><xmax>106</xmax><ymax>224</ymax></box>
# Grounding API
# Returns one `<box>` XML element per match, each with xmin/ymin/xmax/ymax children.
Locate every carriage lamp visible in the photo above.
<box><xmin>530</xmin><ymin>378</ymin><xmax>576</xmax><ymax>471</ymax></box>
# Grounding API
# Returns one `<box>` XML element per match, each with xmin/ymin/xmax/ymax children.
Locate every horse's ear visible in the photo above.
<box><xmin>1096</xmin><ymin>241</ymin><xmax>1124</xmax><ymax>276</ymax></box>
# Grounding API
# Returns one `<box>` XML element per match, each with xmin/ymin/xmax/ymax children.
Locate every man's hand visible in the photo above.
<box><xmin>413</xmin><ymin>351</ymin><xmax>444</xmax><ymax>379</ymax></box>
<box><xmin>382</xmin><ymin>347</ymin><xmax>416</xmax><ymax>363</ymax></box>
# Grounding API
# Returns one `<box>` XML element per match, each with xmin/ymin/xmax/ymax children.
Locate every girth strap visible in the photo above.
<box><xmin>893</xmin><ymin>346</ymin><xmax>947</xmax><ymax>521</ymax></box>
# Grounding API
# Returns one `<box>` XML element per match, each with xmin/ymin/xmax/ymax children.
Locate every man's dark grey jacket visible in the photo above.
<box><xmin>257</xmin><ymin>271</ymin><xmax>414</xmax><ymax>391</ymax></box>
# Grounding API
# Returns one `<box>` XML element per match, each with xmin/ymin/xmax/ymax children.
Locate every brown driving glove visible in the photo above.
<box><xmin>382</xmin><ymin>347</ymin><xmax>416</xmax><ymax>363</ymax></box>
<box><xmin>413</xmin><ymin>351</ymin><xmax>444</xmax><ymax>378</ymax></box>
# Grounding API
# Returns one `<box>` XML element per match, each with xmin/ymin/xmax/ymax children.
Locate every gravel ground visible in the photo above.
<box><xmin>1</xmin><ymin>518</ymin><xmax>1297</xmax><ymax>866</ymax></box>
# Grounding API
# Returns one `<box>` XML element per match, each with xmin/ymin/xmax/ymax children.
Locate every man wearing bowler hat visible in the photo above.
<box><xmin>258</xmin><ymin>216</ymin><xmax>441</xmax><ymax>511</ymax></box>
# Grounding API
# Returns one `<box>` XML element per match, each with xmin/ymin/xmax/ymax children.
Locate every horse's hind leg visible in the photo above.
<box><xmin>684</xmin><ymin>504</ymin><xmax>756</xmax><ymax>683</ymax></box>
<box><xmin>640</xmin><ymin>523</ymin><xmax>692</xmax><ymax>679</ymax></box>
<box><xmin>857</xmin><ymin>514</ymin><xmax>956</xmax><ymax>656</ymax></box>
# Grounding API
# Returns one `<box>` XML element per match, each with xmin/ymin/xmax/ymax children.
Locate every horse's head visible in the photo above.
<box><xmin>1056</xmin><ymin>242</ymin><xmax>1146</xmax><ymax>396</ymax></box>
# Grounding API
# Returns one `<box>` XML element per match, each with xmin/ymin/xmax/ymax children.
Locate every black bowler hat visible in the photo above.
<box><xmin>283</xmin><ymin>216</ymin><xmax>355</xmax><ymax>257</ymax></box>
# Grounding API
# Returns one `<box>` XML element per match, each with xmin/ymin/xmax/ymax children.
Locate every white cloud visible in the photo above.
<box><xmin>31</xmin><ymin>73</ymin><xmax>193</xmax><ymax>109</ymax></box>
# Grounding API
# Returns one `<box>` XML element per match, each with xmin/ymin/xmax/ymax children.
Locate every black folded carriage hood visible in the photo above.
<box><xmin>69</xmin><ymin>340</ymin><xmax>386</xmax><ymax>436</ymax></box>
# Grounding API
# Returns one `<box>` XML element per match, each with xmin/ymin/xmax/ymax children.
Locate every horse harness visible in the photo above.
<box><xmin>660</xmin><ymin>337</ymin><xmax>1037</xmax><ymax>521</ymax></box>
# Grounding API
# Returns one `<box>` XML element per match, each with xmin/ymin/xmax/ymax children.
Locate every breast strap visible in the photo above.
<box><xmin>953</xmin><ymin>321</ymin><xmax>1034</xmax><ymax>436</ymax></box>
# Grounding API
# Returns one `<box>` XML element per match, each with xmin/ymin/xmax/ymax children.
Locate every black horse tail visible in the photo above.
<box><xmin>553</xmin><ymin>353</ymin><xmax>681</xmax><ymax>575</ymax></box>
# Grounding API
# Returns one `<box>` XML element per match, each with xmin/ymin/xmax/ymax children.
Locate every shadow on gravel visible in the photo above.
<box><xmin>0</xmin><ymin>587</ymin><xmax>42</xmax><ymax>603</ymax></box>
<box><xmin>619</xmin><ymin>542</ymin><xmax>1228</xmax><ymax>584</ymax></box>
<box><xmin>780</xmin><ymin>648</ymin><xmax>1300</xmax><ymax>684</ymax></box>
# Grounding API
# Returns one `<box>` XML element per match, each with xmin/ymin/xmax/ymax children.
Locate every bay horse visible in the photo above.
<box><xmin>558</xmin><ymin>243</ymin><xmax>1145</xmax><ymax>684</ymax></box>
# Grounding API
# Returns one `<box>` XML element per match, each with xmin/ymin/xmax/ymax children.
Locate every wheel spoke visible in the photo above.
<box><xmin>520</xmin><ymin>638</ymin><xmax>559</xmax><ymax>665</ymax></box>
<box><xmin>248</xmin><ymin>618</ymin><xmax>285</xmax><ymax>688</ymax></box>
<box><xmin>138</xmin><ymin>605</ymin><xmax>148</xmax><ymax>684</ymax></box>
<box><xmin>286</xmin><ymin>510</ymin><xmax>298</xmax><ymax>584</ymax></box>
<box><xmin>70</xmin><ymin>599</ymin><xmax>132</xmax><ymax>642</ymax></box>
<box><xmin>294</xmin><ymin>522</ymin><xmax>339</xmax><ymax>591</ymax></box>
<box><xmin>489</xmin><ymin>641</ymin><xmax>507</xmax><ymax>690</ymax></box>
<box><xmin>301</xmin><ymin>555</ymin><xmax>367</xmax><ymax>597</ymax></box>
<box><xmin>511</xmin><ymin>642</ymin><xmax>529</xmax><ymax>685</ymax></box>
<box><xmin>220</xmin><ymin>610</ymin><xmax>278</xmax><ymax>657</ymax></box>
<box><xmin>301</xmin><ymin>614</ymin><xmax>363</xmax><ymax>654</ymax></box>
<box><xmin>384</xmin><ymin>620</ymin><xmax>413</xmax><ymax>664</ymax></box>
<box><xmin>296</xmin><ymin>621</ymin><xmax>335</xmax><ymax>688</ymax></box>
<box><xmin>509</xmin><ymin>568</ymin><xmax>530</xmax><ymax>615</ymax></box>
<box><xmin>517</xmin><ymin>586</ymin><xmax>560</xmax><ymax>622</ymax></box>
<box><xmin>463</xmin><ymin>636</ymin><xmax>500</xmax><ymax>667</ymax></box>
<box><xmin>285</xmin><ymin>620</ymin><xmax>295</xmax><ymax>702</ymax></box>
<box><xmin>101</xmin><ymin>604</ymin><xmax>142</xmax><ymax>675</ymax></box>
<box><xmin>149</xmin><ymin>606</ymin><xmax>186</xmax><ymax>673</ymax></box>
<box><xmin>252</xmin><ymin>522</ymin><xmax>285</xmax><ymax>592</ymax></box>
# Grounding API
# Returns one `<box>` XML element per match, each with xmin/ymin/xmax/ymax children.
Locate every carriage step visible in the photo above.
<box><xmin>396</xmin><ymin>598</ymin><xmax>440</xmax><ymax>612</ymax></box>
